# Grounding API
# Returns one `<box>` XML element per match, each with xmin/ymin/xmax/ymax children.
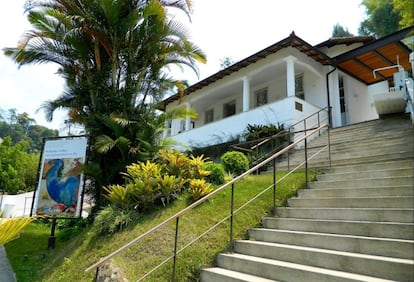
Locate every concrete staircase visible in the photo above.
<box><xmin>201</xmin><ymin>114</ymin><xmax>414</xmax><ymax>281</ymax></box>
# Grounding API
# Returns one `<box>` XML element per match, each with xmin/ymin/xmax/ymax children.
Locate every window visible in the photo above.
<box><xmin>339</xmin><ymin>76</ymin><xmax>346</xmax><ymax>113</ymax></box>
<box><xmin>255</xmin><ymin>88</ymin><xmax>268</xmax><ymax>107</ymax></box>
<box><xmin>179</xmin><ymin>120</ymin><xmax>185</xmax><ymax>133</ymax></box>
<box><xmin>223</xmin><ymin>100</ymin><xmax>236</xmax><ymax>118</ymax></box>
<box><xmin>295</xmin><ymin>74</ymin><xmax>304</xmax><ymax>99</ymax></box>
<box><xmin>205</xmin><ymin>109</ymin><xmax>214</xmax><ymax>124</ymax></box>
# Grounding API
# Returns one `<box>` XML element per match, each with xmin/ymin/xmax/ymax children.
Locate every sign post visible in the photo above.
<box><xmin>32</xmin><ymin>136</ymin><xmax>88</xmax><ymax>249</ymax></box>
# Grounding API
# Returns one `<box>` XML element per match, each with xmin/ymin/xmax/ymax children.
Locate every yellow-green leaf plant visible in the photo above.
<box><xmin>0</xmin><ymin>216</ymin><xmax>33</xmax><ymax>245</ymax></box>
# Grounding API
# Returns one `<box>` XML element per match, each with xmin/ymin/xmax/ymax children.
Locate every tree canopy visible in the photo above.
<box><xmin>3</xmin><ymin>0</ymin><xmax>206</xmax><ymax>208</ymax></box>
<box><xmin>359</xmin><ymin>0</ymin><xmax>413</xmax><ymax>37</ymax></box>
<box><xmin>0</xmin><ymin>108</ymin><xmax>58</xmax><ymax>152</ymax></box>
<box><xmin>332</xmin><ymin>23</ymin><xmax>354</xmax><ymax>37</ymax></box>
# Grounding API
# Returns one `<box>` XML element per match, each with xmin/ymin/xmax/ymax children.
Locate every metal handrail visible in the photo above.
<box><xmin>85</xmin><ymin>123</ymin><xmax>330</xmax><ymax>279</ymax></box>
<box><xmin>240</xmin><ymin>107</ymin><xmax>330</xmax><ymax>168</ymax></box>
<box><xmin>231</xmin><ymin>107</ymin><xmax>329</xmax><ymax>164</ymax></box>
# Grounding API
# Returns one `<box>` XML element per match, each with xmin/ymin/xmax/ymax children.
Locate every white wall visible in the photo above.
<box><xmin>171</xmin><ymin>97</ymin><xmax>297</xmax><ymax>148</ymax></box>
<box><xmin>347</xmin><ymin>76</ymin><xmax>384</xmax><ymax>123</ymax></box>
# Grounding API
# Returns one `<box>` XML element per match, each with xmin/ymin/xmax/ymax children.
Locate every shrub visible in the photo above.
<box><xmin>204</xmin><ymin>163</ymin><xmax>225</xmax><ymax>185</ymax></box>
<box><xmin>220</xmin><ymin>151</ymin><xmax>249</xmax><ymax>176</ymax></box>
<box><xmin>104</xmin><ymin>149</ymin><xmax>213</xmax><ymax>212</ymax></box>
<box><xmin>188</xmin><ymin>179</ymin><xmax>213</xmax><ymax>201</ymax></box>
<box><xmin>93</xmin><ymin>205</ymin><xmax>140</xmax><ymax>236</ymax></box>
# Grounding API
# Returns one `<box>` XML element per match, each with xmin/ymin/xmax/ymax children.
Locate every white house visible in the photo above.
<box><xmin>161</xmin><ymin>27</ymin><xmax>414</xmax><ymax>148</ymax></box>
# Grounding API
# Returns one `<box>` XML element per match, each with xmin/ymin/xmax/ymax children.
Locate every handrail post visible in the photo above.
<box><xmin>328</xmin><ymin>126</ymin><xmax>332</xmax><ymax>167</ymax></box>
<box><xmin>287</xmin><ymin>151</ymin><xmax>290</xmax><ymax>170</ymax></box>
<box><xmin>94</xmin><ymin>267</ymin><xmax>99</xmax><ymax>282</ymax></box>
<box><xmin>172</xmin><ymin>217</ymin><xmax>179</xmax><ymax>282</ymax></box>
<box><xmin>272</xmin><ymin>158</ymin><xmax>277</xmax><ymax>216</ymax></box>
<box><xmin>318</xmin><ymin>112</ymin><xmax>321</xmax><ymax>136</ymax></box>
<box><xmin>304</xmin><ymin>120</ymin><xmax>309</xmax><ymax>188</ymax></box>
<box><xmin>229</xmin><ymin>183</ymin><xmax>235</xmax><ymax>253</ymax></box>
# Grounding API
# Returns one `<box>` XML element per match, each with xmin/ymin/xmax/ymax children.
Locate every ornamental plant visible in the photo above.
<box><xmin>104</xmin><ymin>149</ymin><xmax>213</xmax><ymax>211</ymax></box>
<box><xmin>221</xmin><ymin>151</ymin><xmax>249</xmax><ymax>176</ymax></box>
<box><xmin>188</xmin><ymin>179</ymin><xmax>213</xmax><ymax>201</ymax></box>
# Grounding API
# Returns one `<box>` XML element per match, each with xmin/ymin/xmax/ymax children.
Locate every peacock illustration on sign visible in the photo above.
<box><xmin>36</xmin><ymin>157</ymin><xmax>83</xmax><ymax>215</ymax></box>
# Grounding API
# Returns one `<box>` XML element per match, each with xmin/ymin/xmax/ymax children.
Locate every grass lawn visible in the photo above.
<box><xmin>6</xmin><ymin>170</ymin><xmax>316</xmax><ymax>281</ymax></box>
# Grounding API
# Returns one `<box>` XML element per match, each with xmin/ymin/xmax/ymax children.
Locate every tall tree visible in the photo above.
<box><xmin>358</xmin><ymin>0</ymin><xmax>407</xmax><ymax>37</ymax></box>
<box><xmin>4</xmin><ymin>0</ymin><xmax>206</xmax><ymax>208</ymax></box>
<box><xmin>392</xmin><ymin>0</ymin><xmax>414</xmax><ymax>27</ymax></box>
<box><xmin>332</xmin><ymin>23</ymin><xmax>354</xmax><ymax>37</ymax></box>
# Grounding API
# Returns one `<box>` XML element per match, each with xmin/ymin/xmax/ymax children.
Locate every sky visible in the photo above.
<box><xmin>0</xmin><ymin>0</ymin><xmax>366</xmax><ymax>132</ymax></box>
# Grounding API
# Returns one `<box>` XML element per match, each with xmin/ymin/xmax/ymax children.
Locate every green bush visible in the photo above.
<box><xmin>204</xmin><ymin>163</ymin><xmax>225</xmax><ymax>185</ymax></box>
<box><xmin>220</xmin><ymin>151</ymin><xmax>249</xmax><ymax>176</ymax></box>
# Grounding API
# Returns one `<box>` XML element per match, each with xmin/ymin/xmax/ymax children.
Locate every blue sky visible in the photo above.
<box><xmin>0</xmin><ymin>0</ymin><xmax>366</xmax><ymax>132</ymax></box>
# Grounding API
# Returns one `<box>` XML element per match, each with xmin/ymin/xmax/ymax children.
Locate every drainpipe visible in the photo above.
<box><xmin>326</xmin><ymin>66</ymin><xmax>337</xmax><ymax>127</ymax></box>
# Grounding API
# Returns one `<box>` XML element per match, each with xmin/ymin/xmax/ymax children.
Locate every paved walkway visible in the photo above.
<box><xmin>0</xmin><ymin>246</ymin><xmax>16</xmax><ymax>282</ymax></box>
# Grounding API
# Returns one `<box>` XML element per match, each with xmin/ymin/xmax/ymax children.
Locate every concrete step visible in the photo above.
<box><xmin>215</xmin><ymin>253</ymin><xmax>394</xmax><ymax>282</ymax></box>
<box><xmin>293</xmin><ymin>146</ymin><xmax>414</xmax><ymax>161</ymax></box>
<box><xmin>326</xmin><ymin>159</ymin><xmax>414</xmax><ymax>173</ymax></box>
<box><xmin>309</xmin><ymin>176</ymin><xmax>414</xmax><ymax>188</ymax></box>
<box><xmin>316</xmin><ymin>167</ymin><xmax>413</xmax><ymax>181</ymax></box>
<box><xmin>200</xmin><ymin>267</ymin><xmax>277</xmax><ymax>282</ymax></box>
<box><xmin>317</xmin><ymin>134</ymin><xmax>414</xmax><ymax>150</ymax></box>
<box><xmin>297</xmin><ymin>186</ymin><xmax>414</xmax><ymax>198</ymax></box>
<box><xmin>275</xmin><ymin>207</ymin><xmax>414</xmax><ymax>223</ymax></box>
<box><xmin>309</xmin><ymin>129</ymin><xmax>413</xmax><ymax>147</ymax></box>
<box><xmin>202</xmin><ymin>115</ymin><xmax>414</xmax><ymax>282</ymax></box>
<box><xmin>233</xmin><ymin>240</ymin><xmax>414</xmax><ymax>281</ymax></box>
<box><xmin>279</xmin><ymin>151</ymin><xmax>414</xmax><ymax>170</ymax></box>
<box><xmin>311</xmin><ymin>129</ymin><xmax>414</xmax><ymax>146</ymax></box>
<box><xmin>287</xmin><ymin>196</ymin><xmax>414</xmax><ymax>208</ymax></box>
<box><xmin>262</xmin><ymin>217</ymin><xmax>414</xmax><ymax>240</ymax></box>
<box><xmin>248</xmin><ymin>228</ymin><xmax>414</xmax><ymax>259</ymax></box>
<box><xmin>313</xmin><ymin>121</ymin><xmax>413</xmax><ymax>139</ymax></box>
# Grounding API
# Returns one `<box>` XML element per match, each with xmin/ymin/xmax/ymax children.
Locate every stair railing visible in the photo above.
<box><xmin>404</xmin><ymin>77</ymin><xmax>414</xmax><ymax>123</ymax></box>
<box><xmin>232</xmin><ymin>106</ymin><xmax>330</xmax><ymax>170</ymax></box>
<box><xmin>85</xmin><ymin>123</ymin><xmax>330</xmax><ymax>281</ymax></box>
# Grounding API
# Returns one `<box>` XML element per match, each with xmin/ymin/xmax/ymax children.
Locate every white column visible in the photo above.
<box><xmin>329</xmin><ymin>70</ymin><xmax>342</xmax><ymax>127</ymax></box>
<box><xmin>285</xmin><ymin>56</ymin><xmax>296</xmax><ymax>97</ymax></box>
<box><xmin>185</xmin><ymin>102</ymin><xmax>191</xmax><ymax>131</ymax></box>
<box><xmin>243</xmin><ymin>76</ymin><xmax>250</xmax><ymax>112</ymax></box>
<box><xmin>162</xmin><ymin>120</ymin><xmax>168</xmax><ymax>138</ymax></box>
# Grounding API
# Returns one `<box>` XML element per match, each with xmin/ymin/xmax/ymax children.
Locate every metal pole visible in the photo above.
<box><xmin>273</xmin><ymin>159</ymin><xmax>277</xmax><ymax>216</ymax></box>
<box><xmin>48</xmin><ymin>217</ymin><xmax>57</xmax><ymax>250</ymax></box>
<box><xmin>287</xmin><ymin>151</ymin><xmax>290</xmax><ymax>170</ymax></box>
<box><xmin>318</xmin><ymin>112</ymin><xmax>321</xmax><ymax>136</ymax></box>
<box><xmin>304</xmin><ymin>120</ymin><xmax>309</xmax><ymax>188</ymax></box>
<box><xmin>229</xmin><ymin>183</ymin><xmax>235</xmax><ymax>253</ymax></box>
<box><xmin>172</xmin><ymin>217</ymin><xmax>179</xmax><ymax>282</ymax></box>
<box><xmin>94</xmin><ymin>267</ymin><xmax>100</xmax><ymax>282</ymax></box>
<box><xmin>328</xmin><ymin>126</ymin><xmax>332</xmax><ymax>167</ymax></box>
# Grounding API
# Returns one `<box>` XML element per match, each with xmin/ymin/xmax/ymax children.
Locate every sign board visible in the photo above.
<box><xmin>32</xmin><ymin>136</ymin><xmax>88</xmax><ymax>217</ymax></box>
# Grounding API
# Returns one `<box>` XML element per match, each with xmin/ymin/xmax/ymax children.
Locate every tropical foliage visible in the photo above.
<box><xmin>103</xmin><ymin>149</ymin><xmax>211</xmax><ymax>212</ymax></box>
<box><xmin>359</xmin><ymin>0</ymin><xmax>413</xmax><ymax>37</ymax></box>
<box><xmin>0</xmin><ymin>216</ymin><xmax>33</xmax><ymax>245</ymax></box>
<box><xmin>188</xmin><ymin>178</ymin><xmax>213</xmax><ymax>201</ymax></box>
<box><xmin>0</xmin><ymin>136</ymin><xmax>39</xmax><ymax>193</ymax></box>
<box><xmin>4</xmin><ymin>0</ymin><xmax>206</xmax><ymax>209</ymax></box>
<box><xmin>0</xmin><ymin>108</ymin><xmax>58</xmax><ymax>152</ymax></box>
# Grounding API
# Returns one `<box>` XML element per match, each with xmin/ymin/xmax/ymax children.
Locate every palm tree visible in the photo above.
<box><xmin>4</xmin><ymin>0</ymin><xmax>206</xmax><ymax>208</ymax></box>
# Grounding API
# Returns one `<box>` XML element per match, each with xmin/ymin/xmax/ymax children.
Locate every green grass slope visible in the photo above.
<box><xmin>6</xmin><ymin>171</ymin><xmax>315</xmax><ymax>281</ymax></box>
